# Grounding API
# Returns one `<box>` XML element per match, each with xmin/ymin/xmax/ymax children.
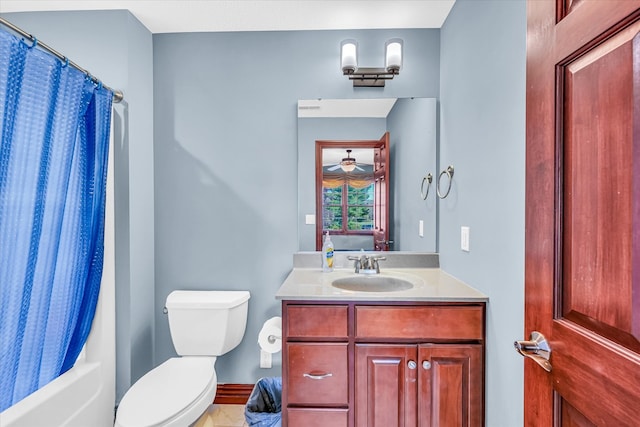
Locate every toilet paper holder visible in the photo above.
<box><xmin>268</xmin><ymin>334</ymin><xmax>281</xmax><ymax>344</ymax></box>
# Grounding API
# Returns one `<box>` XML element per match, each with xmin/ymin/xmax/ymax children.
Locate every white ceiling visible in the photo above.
<box><xmin>0</xmin><ymin>1</ymin><xmax>456</xmax><ymax>34</ymax></box>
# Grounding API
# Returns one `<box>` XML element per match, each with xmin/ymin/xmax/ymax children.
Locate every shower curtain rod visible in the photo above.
<box><xmin>0</xmin><ymin>17</ymin><xmax>124</xmax><ymax>103</ymax></box>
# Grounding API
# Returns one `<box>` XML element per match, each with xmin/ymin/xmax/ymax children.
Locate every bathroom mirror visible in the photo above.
<box><xmin>297</xmin><ymin>97</ymin><xmax>438</xmax><ymax>252</ymax></box>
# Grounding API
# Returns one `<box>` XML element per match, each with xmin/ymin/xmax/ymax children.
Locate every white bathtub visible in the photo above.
<box><xmin>0</xmin><ymin>123</ymin><xmax>116</xmax><ymax>427</ymax></box>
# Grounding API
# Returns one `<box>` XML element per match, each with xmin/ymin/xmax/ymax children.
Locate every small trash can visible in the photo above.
<box><xmin>244</xmin><ymin>377</ymin><xmax>282</xmax><ymax>427</ymax></box>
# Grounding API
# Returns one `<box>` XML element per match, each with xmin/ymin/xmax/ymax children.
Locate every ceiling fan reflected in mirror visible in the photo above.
<box><xmin>327</xmin><ymin>149</ymin><xmax>364</xmax><ymax>172</ymax></box>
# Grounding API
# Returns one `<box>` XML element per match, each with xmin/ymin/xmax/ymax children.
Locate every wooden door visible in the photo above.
<box><xmin>525</xmin><ymin>1</ymin><xmax>640</xmax><ymax>425</ymax></box>
<box><xmin>355</xmin><ymin>344</ymin><xmax>417</xmax><ymax>427</ymax></box>
<box><xmin>373</xmin><ymin>132</ymin><xmax>390</xmax><ymax>251</ymax></box>
<box><xmin>315</xmin><ymin>135</ymin><xmax>390</xmax><ymax>251</ymax></box>
<box><xmin>418</xmin><ymin>344</ymin><xmax>483</xmax><ymax>427</ymax></box>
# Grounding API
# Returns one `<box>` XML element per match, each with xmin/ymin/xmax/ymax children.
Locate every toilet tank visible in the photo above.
<box><xmin>165</xmin><ymin>290</ymin><xmax>250</xmax><ymax>356</ymax></box>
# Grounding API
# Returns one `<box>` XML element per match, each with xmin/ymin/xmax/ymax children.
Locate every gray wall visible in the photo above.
<box><xmin>153</xmin><ymin>29</ymin><xmax>441</xmax><ymax>384</ymax></box>
<box><xmin>439</xmin><ymin>1</ymin><xmax>526</xmax><ymax>426</ymax></box>
<box><xmin>388</xmin><ymin>97</ymin><xmax>437</xmax><ymax>252</ymax></box>
<box><xmin>1</xmin><ymin>10</ymin><xmax>156</xmax><ymax>402</ymax></box>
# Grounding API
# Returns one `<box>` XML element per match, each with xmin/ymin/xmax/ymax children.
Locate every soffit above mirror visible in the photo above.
<box><xmin>298</xmin><ymin>98</ymin><xmax>397</xmax><ymax>118</ymax></box>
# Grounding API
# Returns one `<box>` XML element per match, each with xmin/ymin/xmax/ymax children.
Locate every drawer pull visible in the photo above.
<box><xmin>303</xmin><ymin>372</ymin><xmax>333</xmax><ymax>380</ymax></box>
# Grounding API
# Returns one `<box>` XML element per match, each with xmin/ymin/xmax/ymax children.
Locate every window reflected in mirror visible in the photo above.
<box><xmin>322</xmin><ymin>168</ymin><xmax>374</xmax><ymax>232</ymax></box>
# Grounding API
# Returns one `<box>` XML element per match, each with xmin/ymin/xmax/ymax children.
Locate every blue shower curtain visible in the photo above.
<box><xmin>0</xmin><ymin>29</ymin><xmax>113</xmax><ymax>411</ymax></box>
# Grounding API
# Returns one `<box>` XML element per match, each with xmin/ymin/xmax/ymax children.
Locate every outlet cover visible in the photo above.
<box><xmin>260</xmin><ymin>350</ymin><xmax>272</xmax><ymax>368</ymax></box>
<box><xmin>461</xmin><ymin>226</ymin><xmax>470</xmax><ymax>252</ymax></box>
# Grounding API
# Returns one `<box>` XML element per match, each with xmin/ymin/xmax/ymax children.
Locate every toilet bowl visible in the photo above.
<box><xmin>115</xmin><ymin>290</ymin><xmax>250</xmax><ymax>427</ymax></box>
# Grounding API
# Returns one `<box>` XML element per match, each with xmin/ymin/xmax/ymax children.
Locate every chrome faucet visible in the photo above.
<box><xmin>347</xmin><ymin>253</ymin><xmax>386</xmax><ymax>274</ymax></box>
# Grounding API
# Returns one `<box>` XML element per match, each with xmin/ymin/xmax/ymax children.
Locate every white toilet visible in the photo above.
<box><xmin>115</xmin><ymin>290</ymin><xmax>250</xmax><ymax>427</ymax></box>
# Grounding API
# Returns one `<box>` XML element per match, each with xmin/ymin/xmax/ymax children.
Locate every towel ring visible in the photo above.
<box><xmin>420</xmin><ymin>173</ymin><xmax>433</xmax><ymax>200</ymax></box>
<box><xmin>436</xmin><ymin>165</ymin><xmax>454</xmax><ymax>199</ymax></box>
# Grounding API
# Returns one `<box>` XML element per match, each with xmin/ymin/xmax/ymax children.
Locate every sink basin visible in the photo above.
<box><xmin>332</xmin><ymin>275</ymin><xmax>414</xmax><ymax>292</ymax></box>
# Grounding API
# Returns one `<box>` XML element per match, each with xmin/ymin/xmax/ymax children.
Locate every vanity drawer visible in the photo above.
<box><xmin>286</xmin><ymin>343</ymin><xmax>348</xmax><ymax>406</ymax></box>
<box><xmin>355</xmin><ymin>305</ymin><xmax>484</xmax><ymax>340</ymax></box>
<box><xmin>286</xmin><ymin>408</ymin><xmax>348</xmax><ymax>427</ymax></box>
<box><xmin>286</xmin><ymin>305</ymin><xmax>348</xmax><ymax>338</ymax></box>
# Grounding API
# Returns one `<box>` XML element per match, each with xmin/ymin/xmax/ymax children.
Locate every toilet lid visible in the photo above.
<box><xmin>117</xmin><ymin>357</ymin><xmax>216</xmax><ymax>427</ymax></box>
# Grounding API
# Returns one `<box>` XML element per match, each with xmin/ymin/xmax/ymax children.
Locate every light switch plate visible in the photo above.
<box><xmin>419</xmin><ymin>220</ymin><xmax>424</xmax><ymax>237</ymax></box>
<box><xmin>305</xmin><ymin>214</ymin><xmax>316</xmax><ymax>225</ymax></box>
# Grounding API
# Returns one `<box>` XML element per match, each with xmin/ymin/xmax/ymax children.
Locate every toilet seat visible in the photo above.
<box><xmin>115</xmin><ymin>357</ymin><xmax>217</xmax><ymax>427</ymax></box>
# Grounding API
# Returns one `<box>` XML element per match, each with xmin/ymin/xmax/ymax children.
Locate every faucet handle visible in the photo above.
<box><xmin>347</xmin><ymin>255</ymin><xmax>362</xmax><ymax>272</ymax></box>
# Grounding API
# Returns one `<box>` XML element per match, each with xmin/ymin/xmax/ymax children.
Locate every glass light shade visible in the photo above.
<box><xmin>341</xmin><ymin>162</ymin><xmax>357</xmax><ymax>172</ymax></box>
<box><xmin>385</xmin><ymin>38</ymin><xmax>403</xmax><ymax>71</ymax></box>
<box><xmin>341</xmin><ymin>39</ymin><xmax>358</xmax><ymax>73</ymax></box>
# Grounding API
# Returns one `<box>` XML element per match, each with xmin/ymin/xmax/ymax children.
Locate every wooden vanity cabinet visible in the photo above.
<box><xmin>283</xmin><ymin>303</ymin><xmax>350</xmax><ymax>426</ymax></box>
<box><xmin>282</xmin><ymin>301</ymin><xmax>485</xmax><ymax>427</ymax></box>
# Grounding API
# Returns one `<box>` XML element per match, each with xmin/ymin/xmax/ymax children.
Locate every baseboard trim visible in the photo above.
<box><xmin>214</xmin><ymin>383</ymin><xmax>254</xmax><ymax>405</ymax></box>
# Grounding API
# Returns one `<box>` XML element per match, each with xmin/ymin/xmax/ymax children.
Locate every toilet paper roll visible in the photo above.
<box><xmin>258</xmin><ymin>316</ymin><xmax>282</xmax><ymax>354</ymax></box>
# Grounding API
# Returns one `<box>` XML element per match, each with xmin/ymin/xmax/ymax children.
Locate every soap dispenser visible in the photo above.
<box><xmin>322</xmin><ymin>231</ymin><xmax>334</xmax><ymax>272</ymax></box>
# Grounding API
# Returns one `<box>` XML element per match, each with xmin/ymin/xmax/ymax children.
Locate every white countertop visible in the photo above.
<box><xmin>275</xmin><ymin>268</ymin><xmax>488</xmax><ymax>302</ymax></box>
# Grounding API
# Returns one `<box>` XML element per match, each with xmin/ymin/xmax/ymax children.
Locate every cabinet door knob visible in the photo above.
<box><xmin>303</xmin><ymin>372</ymin><xmax>333</xmax><ymax>380</ymax></box>
<box><xmin>422</xmin><ymin>361</ymin><xmax>431</xmax><ymax>370</ymax></box>
<box><xmin>407</xmin><ymin>360</ymin><xmax>417</xmax><ymax>369</ymax></box>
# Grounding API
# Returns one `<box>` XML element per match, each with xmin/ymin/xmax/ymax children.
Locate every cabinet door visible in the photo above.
<box><xmin>355</xmin><ymin>344</ymin><xmax>418</xmax><ymax>427</ymax></box>
<box><xmin>418</xmin><ymin>344</ymin><xmax>483</xmax><ymax>427</ymax></box>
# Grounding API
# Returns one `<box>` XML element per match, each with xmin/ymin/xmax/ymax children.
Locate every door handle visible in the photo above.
<box><xmin>376</xmin><ymin>240</ymin><xmax>394</xmax><ymax>245</ymax></box>
<box><xmin>514</xmin><ymin>331</ymin><xmax>552</xmax><ymax>372</ymax></box>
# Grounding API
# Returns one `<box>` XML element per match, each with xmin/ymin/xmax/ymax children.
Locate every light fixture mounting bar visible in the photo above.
<box><xmin>345</xmin><ymin>68</ymin><xmax>399</xmax><ymax>87</ymax></box>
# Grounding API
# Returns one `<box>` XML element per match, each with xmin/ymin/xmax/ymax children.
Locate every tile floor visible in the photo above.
<box><xmin>192</xmin><ymin>404</ymin><xmax>249</xmax><ymax>427</ymax></box>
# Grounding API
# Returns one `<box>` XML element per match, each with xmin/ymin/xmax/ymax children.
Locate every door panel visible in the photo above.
<box><xmin>559</xmin><ymin>399</ymin><xmax>596</xmax><ymax>427</ymax></box>
<box><xmin>561</xmin><ymin>22</ymin><xmax>639</xmax><ymax>349</ymax></box>
<box><xmin>526</xmin><ymin>1</ymin><xmax>640</xmax><ymax>426</ymax></box>
<box><xmin>355</xmin><ymin>344</ymin><xmax>417</xmax><ymax>427</ymax></box>
<box><xmin>418</xmin><ymin>344</ymin><xmax>483</xmax><ymax>427</ymax></box>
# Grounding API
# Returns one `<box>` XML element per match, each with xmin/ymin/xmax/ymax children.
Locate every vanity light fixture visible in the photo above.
<box><xmin>340</xmin><ymin>38</ymin><xmax>403</xmax><ymax>87</ymax></box>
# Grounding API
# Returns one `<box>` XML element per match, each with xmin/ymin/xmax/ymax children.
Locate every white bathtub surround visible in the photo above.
<box><xmin>0</xmin><ymin>118</ymin><xmax>116</xmax><ymax>427</ymax></box>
